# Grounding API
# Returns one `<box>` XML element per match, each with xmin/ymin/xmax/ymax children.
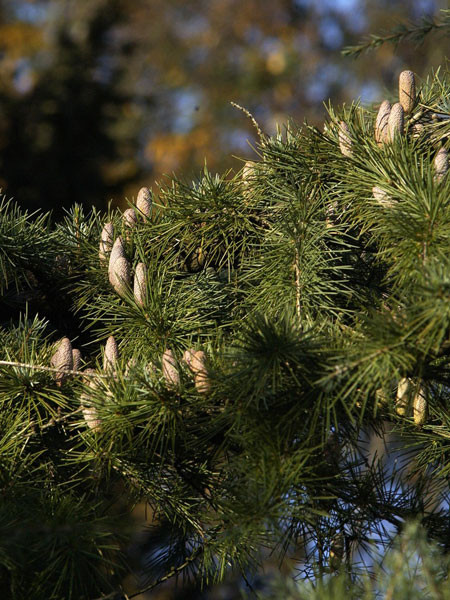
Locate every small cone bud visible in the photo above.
<box><xmin>372</xmin><ymin>186</ymin><xmax>393</xmax><ymax>207</ymax></box>
<box><xmin>374</xmin><ymin>100</ymin><xmax>391</xmax><ymax>145</ymax></box>
<box><xmin>395</xmin><ymin>377</ymin><xmax>410</xmax><ymax>416</ymax></box>
<box><xmin>136</xmin><ymin>187</ymin><xmax>152</xmax><ymax>218</ymax></box>
<box><xmin>123</xmin><ymin>208</ymin><xmax>137</xmax><ymax>228</ymax></box>
<box><xmin>104</xmin><ymin>336</ymin><xmax>119</xmax><ymax>372</ymax></box>
<box><xmin>50</xmin><ymin>337</ymin><xmax>73</xmax><ymax>384</ymax></box>
<box><xmin>399</xmin><ymin>70</ymin><xmax>416</xmax><ymax>114</ymax></box>
<box><xmin>434</xmin><ymin>147</ymin><xmax>448</xmax><ymax>182</ymax></box>
<box><xmin>99</xmin><ymin>222</ymin><xmax>114</xmax><ymax>263</ymax></box>
<box><xmin>108</xmin><ymin>236</ymin><xmax>125</xmax><ymax>276</ymax></box>
<box><xmin>72</xmin><ymin>349</ymin><xmax>81</xmax><ymax>372</ymax></box>
<box><xmin>162</xmin><ymin>349</ymin><xmax>180</xmax><ymax>389</ymax></box>
<box><xmin>338</xmin><ymin>121</ymin><xmax>352</xmax><ymax>157</ymax></box>
<box><xmin>388</xmin><ymin>103</ymin><xmax>404</xmax><ymax>141</ymax></box>
<box><xmin>413</xmin><ymin>386</ymin><xmax>427</xmax><ymax>426</ymax></box>
<box><xmin>134</xmin><ymin>262</ymin><xmax>148</xmax><ymax>307</ymax></box>
<box><xmin>110</xmin><ymin>256</ymin><xmax>131</xmax><ymax>297</ymax></box>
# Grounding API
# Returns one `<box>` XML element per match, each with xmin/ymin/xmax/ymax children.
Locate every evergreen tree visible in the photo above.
<box><xmin>1</xmin><ymin>19</ymin><xmax>450</xmax><ymax>599</ymax></box>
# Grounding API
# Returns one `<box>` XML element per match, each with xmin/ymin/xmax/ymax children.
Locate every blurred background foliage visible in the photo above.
<box><xmin>0</xmin><ymin>0</ymin><xmax>447</xmax><ymax>215</ymax></box>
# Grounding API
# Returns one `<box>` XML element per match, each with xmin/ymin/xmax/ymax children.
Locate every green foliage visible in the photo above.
<box><xmin>0</xmin><ymin>64</ymin><xmax>450</xmax><ymax>599</ymax></box>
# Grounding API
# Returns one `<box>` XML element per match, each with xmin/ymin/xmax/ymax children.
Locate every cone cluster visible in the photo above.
<box><xmin>374</xmin><ymin>70</ymin><xmax>415</xmax><ymax>145</ymax></box>
<box><xmin>100</xmin><ymin>189</ymin><xmax>151</xmax><ymax>303</ymax></box>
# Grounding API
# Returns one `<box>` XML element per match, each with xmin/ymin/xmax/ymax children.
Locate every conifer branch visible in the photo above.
<box><xmin>0</xmin><ymin>359</ymin><xmax>108</xmax><ymax>378</ymax></box>
<box><xmin>342</xmin><ymin>10</ymin><xmax>450</xmax><ymax>58</ymax></box>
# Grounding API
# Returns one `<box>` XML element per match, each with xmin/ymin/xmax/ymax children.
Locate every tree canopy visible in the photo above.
<box><xmin>1</xmin><ymin>36</ymin><xmax>450</xmax><ymax>596</ymax></box>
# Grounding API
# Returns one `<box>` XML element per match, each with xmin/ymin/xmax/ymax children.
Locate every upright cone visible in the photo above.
<box><xmin>104</xmin><ymin>336</ymin><xmax>119</xmax><ymax>372</ymax></box>
<box><xmin>123</xmin><ymin>208</ymin><xmax>137</xmax><ymax>229</ymax></box>
<box><xmin>399</xmin><ymin>70</ymin><xmax>416</xmax><ymax>114</ymax></box>
<box><xmin>134</xmin><ymin>263</ymin><xmax>148</xmax><ymax>307</ymax></box>
<box><xmin>81</xmin><ymin>368</ymin><xmax>102</xmax><ymax>432</ymax></box>
<box><xmin>413</xmin><ymin>386</ymin><xmax>427</xmax><ymax>426</ymax></box>
<box><xmin>50</xmin><ymin>337</ymin><xmax>73</xmax><ymax>385</ymax></box>
<box><xmin>108</xmin><ymin>236</ymin><xmax>125</xmax><ymax>275</ymax></box>
<box><xmin>162</xmin><ymin>349</ymin><xmax>180</xmax><ymax>389</ymax></box>
<box><xmin>99</xmin><ymin>222</ymin><xmax>114</xmax><ymax>264</ymax></box>
<box><xmin>395</xmin><ymin>377</ymin><xmax>410</xmax><ymax>416</ymax></box>
<box><xmin>374</xmin><ymin>100</ymin><xmax>391</xmax><ymax>145</ymax></box>
<box><xmin>338</xmin><ymin>121</ymin><xmax>352</xmax><ymax>157</ymax></box>
<box><xmin>110</xmin><ymin>256</ymin><xmax>131</xmax><ymax>297</ymax></box>
<box><xmin>184</xmin><ymin>349</ymin><xmax>210</xmax><ymax>394</ymax></box>
<box><xmin>72</xmin><ymin>349</ymin><xmax>81</xmax><ymax>372</ymax></box>
<box><xmin>434</xmin><ymin>147</ymin><xmax>448</xmax><ymax>182</ymax></box>
<box><xmin>136</xmin><ymin>187</ymin><xmax>152</xmax><ymax>218</ymax></box>
<box><xmin>388</xmin><ymin>103</ymin><xmax>404</xmax><ymax>141</ymax></box>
